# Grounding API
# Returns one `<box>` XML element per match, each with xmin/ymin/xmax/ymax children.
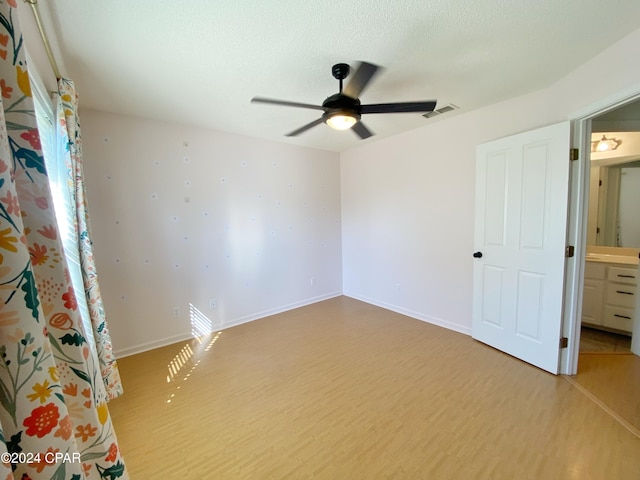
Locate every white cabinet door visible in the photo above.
<box><xmin>581</xmin><ymin>279</ymin><xmax>604</xmax><ymax>325</ymax></box>
<box><xmin>472</xmin><ymin>122</ymin><xmax>571</xmax><ymax>374</ymax></box>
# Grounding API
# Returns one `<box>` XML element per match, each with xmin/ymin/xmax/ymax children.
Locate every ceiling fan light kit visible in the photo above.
<box><xmin>325</xmin><ymin>110</ymin><xmax>359</xmax><ymax>130</ymax></box>
<box><xmin>251</xmin><ymin>62</ymin><xmax>437</xmax><ymax>140</ymax></box>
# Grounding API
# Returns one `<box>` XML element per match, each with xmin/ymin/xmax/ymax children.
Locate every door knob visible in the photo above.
<box><xmin>473</xmin><ymin>252</ymin><xmax>483</xmax><ymax>258</ymax></box>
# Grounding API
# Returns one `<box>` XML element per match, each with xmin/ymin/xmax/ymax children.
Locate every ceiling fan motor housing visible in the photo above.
<box><xmin>322</xmin><ymin>93</ymin><xmax>362</xmax><ymax>123</ymax></box>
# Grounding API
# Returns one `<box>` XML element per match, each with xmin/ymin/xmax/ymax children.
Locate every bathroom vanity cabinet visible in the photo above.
<box><xmin>582</xmin><ymin>261</ymin><xmax>637</xmax><ymax>334</ymax></box>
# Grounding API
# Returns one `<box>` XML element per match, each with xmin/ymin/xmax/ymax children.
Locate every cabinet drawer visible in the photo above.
<box><xmin>584</xmin><ymin>262</ymin><xmax>606</xmax><ymax>280</ymax></box>
<box><xmin>607</xmin><ymin>266</ymin><xmax>638</xmax><ymax>285</ymax></box>
<box><xmin>602</xmin><ymin>306</ymin><xmax>634</xmax><ymax>333</ymax></box>
<box><xmin>605</xmin><ymin>283</ymin><xmax>637</xmax><ymax>308</ymax></box>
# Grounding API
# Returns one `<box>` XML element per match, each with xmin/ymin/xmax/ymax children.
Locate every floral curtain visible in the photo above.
<box><xmin>0</xmin><ymin>2</ymin><xmax>127</xmax><ymax>479</ymax></box>
<box><xmin>56</xmin><ymin>79</ymin><xmax>123</xmax><ymax>400</ymax></box>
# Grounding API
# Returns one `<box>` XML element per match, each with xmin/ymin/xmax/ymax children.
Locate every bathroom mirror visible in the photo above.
<box><xmin>587</xmin><ymin>101</ymin><xmax>640</xmax><ymax>248</ymax></box>
<box><xmin>588</xmin><ymin>157</ymin><xmax>640</xmax><ymax>248</ymax></box>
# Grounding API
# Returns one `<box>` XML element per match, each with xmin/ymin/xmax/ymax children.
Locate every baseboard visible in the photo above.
<box><xmin>115</xmin><ymin>332</ymin><xmax>195</xmax><ymax>358</ymax></box>
<box><xmin>115</xmin><ymin>291</ymin><xmax>470</xmax><ymax>358</ymax></box>
<box><xmin>114</xmin><ymin>291</ymin><xmax>343</xmax><ymax>358</ymax></box>
<box><xmin>343</xmin><ymin>291</ymin><xmax>472</xmax><ymax>336</ymax></box>
<box><xmin>215</xmin><ymin>291</ymin><xmax>343</xmax><ymax>332</ymax></box>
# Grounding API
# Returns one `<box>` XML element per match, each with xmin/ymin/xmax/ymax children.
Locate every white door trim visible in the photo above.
<box><xmin>561</xmin><ymin>85</ymin><xmax>640</xmax><ymax>375</ymax></box>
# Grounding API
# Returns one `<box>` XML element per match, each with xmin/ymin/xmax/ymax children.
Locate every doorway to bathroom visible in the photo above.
<box><xmin>568</xmin><ymin>93</ymin><xmax>640</xmax><ymax>436</ymax></box>
<box><xmin>578</xmin><ymin>97</ymin><xmax>640</xmax><ymax>355</ymax></box>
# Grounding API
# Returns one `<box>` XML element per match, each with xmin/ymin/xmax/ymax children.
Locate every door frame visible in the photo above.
<box><xmin>561</xmin><ymin>84</ymin><xmax>640</xmax><ymax>375</ymax></box>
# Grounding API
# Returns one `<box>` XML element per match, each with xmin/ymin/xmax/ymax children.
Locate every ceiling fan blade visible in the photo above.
<box><xmin>352</xmin><ymin>121</ymin><xmax>374</xmax><ymax>140</ymax></box>
<box><xmin>361</xmin><ymin>101</ymin><xmax>437</xmax><ymax>114</ymax></box>
<box><xmin>285</xmin><ymin>118</ymin><xmax>325</xmax><ymax>137</ymax></box>
<box><xmin>251</xmin><ymin>97</ymin><xmax>326</xmax><ymax>111</ymax></box>
<box><xmin>343</xmin><ymin>62</ymin><xmax>380</xmax><ymax>99</ymax></box>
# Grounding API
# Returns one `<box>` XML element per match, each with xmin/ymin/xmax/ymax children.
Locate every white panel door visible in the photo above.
<box><xmin>472</xmin><ymin>122</ymin><xmax>571</xmax><ymax>374</ymax></box>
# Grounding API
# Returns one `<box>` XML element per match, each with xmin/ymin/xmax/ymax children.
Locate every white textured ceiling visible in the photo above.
<box><xmin>36</xmin><ymin>0</ymin><xmax>640</xmax><ymax>152</ymax></box>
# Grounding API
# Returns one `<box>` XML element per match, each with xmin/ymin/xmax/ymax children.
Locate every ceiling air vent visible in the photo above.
<box><xmin>423</xmin><ymin>104</ymin><xmax>459</xmax><ymax>119</ymax></box>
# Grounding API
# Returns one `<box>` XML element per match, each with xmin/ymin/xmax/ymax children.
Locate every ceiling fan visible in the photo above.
<box><xmin>251</xmin><ymin>62</ymin><xmax>437</xmax><ymax>140</ymax></box>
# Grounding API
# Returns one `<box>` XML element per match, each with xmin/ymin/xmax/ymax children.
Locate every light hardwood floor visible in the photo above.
<box><xmin>570</xmin><ymin>353</ymin><xmax>640</xmax><ymax>434</ymax></box>
<box><xmin>108</xmin><ymin>296</ymin><xmax>640</xmax><ymax>479</ymax></box>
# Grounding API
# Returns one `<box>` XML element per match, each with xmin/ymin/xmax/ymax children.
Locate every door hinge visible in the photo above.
<box><xmin>569</xmin><ymin>148</ymin><xmax>579</xmax><ymax>161</ymax></box>
<box><xmin>599</xmin><ymin>179</ymin><xmax>602</xmax><ymax>186</ymax></box>
<box><xmin>560</xmin><ymin>337</ymin><xmax>568</xmax><ymax>349</ymax></box>
<box><xmin>565</xmin><ymin>245</ymin><xmax>575</xmax><ymax>258</ymax></box>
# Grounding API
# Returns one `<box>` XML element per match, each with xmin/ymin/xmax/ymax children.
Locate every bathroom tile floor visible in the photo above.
<box><xmin>579</xmin><ymin>326</ymin><xmax>631</xmax><ymax>353</ymax></box>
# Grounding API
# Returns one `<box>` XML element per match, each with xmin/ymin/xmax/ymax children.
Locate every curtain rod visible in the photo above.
<box><xmin>23</xmin><ymin>0</ymin><xmax>61</xmax><ymax>80</ymax></box>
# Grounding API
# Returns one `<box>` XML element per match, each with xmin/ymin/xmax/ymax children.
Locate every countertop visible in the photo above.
<box><xmin>585</xmin><ymin>253</ymin><xmax>639</xmax><ymax>266</ymax></box>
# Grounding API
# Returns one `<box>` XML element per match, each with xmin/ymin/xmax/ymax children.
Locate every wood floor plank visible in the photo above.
<box><xmin>571</xmin><ymin>352</ymin><xmax>640</xmax><ymax>434</ymax></box>
<box><xmin>108</xmin><ymin>297</ymin><xmax>640</xmax><ymax>479</ymax></box>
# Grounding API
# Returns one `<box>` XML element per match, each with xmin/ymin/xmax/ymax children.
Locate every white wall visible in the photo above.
<box><xmin>80</xmin><ymin>111</ymin><xmax>342</xmax><ymax>356</ymax></box>
<box><xmin>341</xmin><ymin>27</ymin><xmax>640</xmax><ymax>333</ymax></box>
<box><xmin>548</xmin><ymin>28</ymin><xmax>640</xmax><ymax>117</ymax></box>
<box><xmin>341</xmin><ymin>92</ymin><xmax>553</xmax><ymax>333</ymax></box>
